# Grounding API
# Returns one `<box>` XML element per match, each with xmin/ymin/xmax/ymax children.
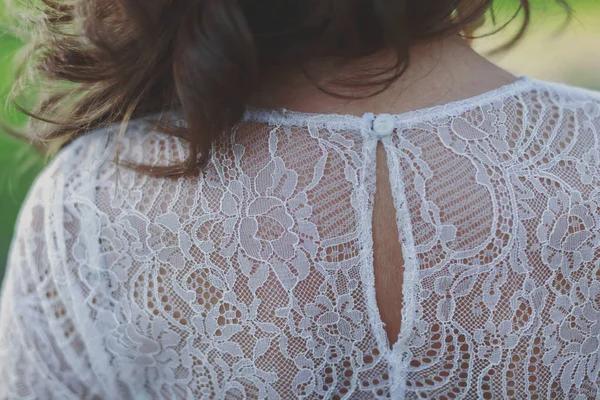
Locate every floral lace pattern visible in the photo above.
<box><xmin>2</xmin><ymin>78</ymin><xmax>600</xmax><ymax>399</ymax></box>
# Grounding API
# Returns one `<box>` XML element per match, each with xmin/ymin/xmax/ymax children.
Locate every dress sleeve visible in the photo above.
<box><xmin>0</xmin><ymin>157</ymin><xmax>103</xmax><ymax>400</ymax></box>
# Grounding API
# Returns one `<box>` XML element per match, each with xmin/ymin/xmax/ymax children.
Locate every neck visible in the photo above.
<box><xmin>249</xmin><ymin>35</ymin><xmax>517</xmax><ymax>116</ymax></box>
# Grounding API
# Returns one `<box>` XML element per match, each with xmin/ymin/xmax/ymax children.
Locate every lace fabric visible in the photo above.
<box><xmin>2</xmin><ymin>77</ymin><xmax>600</xmax><ymax>399</ymax></box>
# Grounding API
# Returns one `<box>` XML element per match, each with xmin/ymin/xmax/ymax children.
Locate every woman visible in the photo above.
<box><xmin>0</xmin><ymin>0</ymin><xmax>597</xmax><ymax>398</ymax></box>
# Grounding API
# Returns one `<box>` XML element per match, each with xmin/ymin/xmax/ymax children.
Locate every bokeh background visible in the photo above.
<box><xmin>0</xmin><ymin>0</ymin><xmax>599</xmax><ymax>282</ymax></box>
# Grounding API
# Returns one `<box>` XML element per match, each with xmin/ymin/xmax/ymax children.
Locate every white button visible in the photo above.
<box><xmin>373</xmin><ymin>114</ymin><xmax>395</xmax><ymax>136</ymax></box>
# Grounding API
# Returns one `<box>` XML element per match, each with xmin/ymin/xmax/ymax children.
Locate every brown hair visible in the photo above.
<box><xmin>6</xmin><ymin>0</ymin><xmax>571</xmax><ymax>177</ymax></box>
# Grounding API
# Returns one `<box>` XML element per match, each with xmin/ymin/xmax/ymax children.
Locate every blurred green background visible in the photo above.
<box><xmin>0</xmin><ymin>1</ymin><xmax>599</xmax><ymax>282</ymax></box>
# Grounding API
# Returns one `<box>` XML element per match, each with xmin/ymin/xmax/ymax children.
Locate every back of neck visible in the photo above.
<box><xmin>249</xmin><ymin>35</ymin><xmax>517</xmax><ymax>116</ymax></box>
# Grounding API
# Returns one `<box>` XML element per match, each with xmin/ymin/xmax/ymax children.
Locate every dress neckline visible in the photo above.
<box><xmin>242</xmin><ymin>76</ymin><xmax>535</xmax><ymax>130</ymax></box>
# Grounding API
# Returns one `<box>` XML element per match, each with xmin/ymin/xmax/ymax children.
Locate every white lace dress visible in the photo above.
<box><xmin>2</xmin><ymin>77</ymin><xmax>600</xmax><ymax>399</ymax></box>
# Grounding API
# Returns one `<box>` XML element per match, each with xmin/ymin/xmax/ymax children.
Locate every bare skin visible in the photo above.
<box><xmin>250</xmin><ymin>35</ymin><xmax>516</xmax><ymax>117</ymax></box>
<box><xmin>251</xmin><ymin>34</ymin><xmax>517</xmax><ymax>349</ymax></box>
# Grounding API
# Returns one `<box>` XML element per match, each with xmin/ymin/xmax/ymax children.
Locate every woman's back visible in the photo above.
<box><xmin>3</xmin><ymin>76</ymin><xmax>600</xmax><ymax>399</ymax></box>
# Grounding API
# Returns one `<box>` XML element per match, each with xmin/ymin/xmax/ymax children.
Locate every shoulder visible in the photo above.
<box><xmin>533</xmin><ymin>79</ymin><xmax>600</xmax><ymax>99</ymax></box>
<box><xmin>40</xmin><ymin>117</ymin><xmax>190</xmax><ymax>198</ymax></box>
<box><xmin>526</xmin><ymin>78</ymin><xmax>600</xmax><ymax>113</ymax></box>
<box><xmin>16</xmin><ymin>119</ymin><xmax>182</xmax><ymax>230</ymax></box>
<box><xmin>11</xmin><ymin>117</ymin><xmax>200</xmax><ymax>279</ymax></box>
